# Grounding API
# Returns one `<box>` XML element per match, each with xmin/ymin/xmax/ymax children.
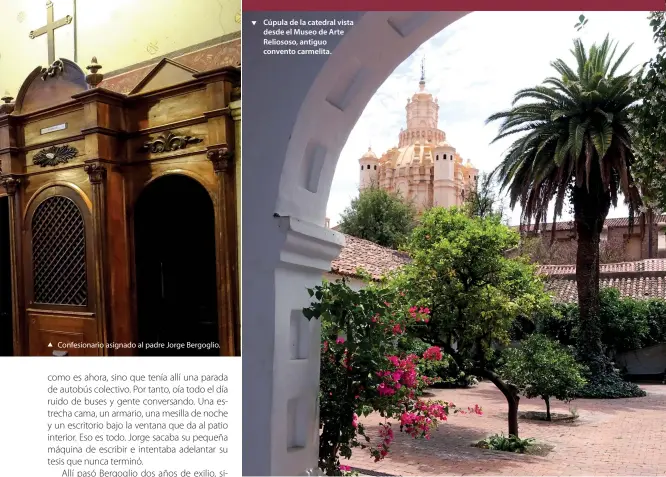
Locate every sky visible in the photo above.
<box><xmin>326</xmin><ymin>11</ymin><xmax>659</xmax><ymax>226</ymax></box>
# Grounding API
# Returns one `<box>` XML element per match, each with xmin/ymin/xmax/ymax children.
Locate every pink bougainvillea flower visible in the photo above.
<box><xmin>336</xmin><ymin>337</ymin><xmax>345</xmax><ymax>344</ymax></box>
<box><xmin>339</xmin><ymin>465</ymin><xmax>351</xmax><ymax>472</ymax></box>
<box><xmin>423</xmin><ymin>346</ymin><xmax>443</xmax><ymax>361</ymax></box>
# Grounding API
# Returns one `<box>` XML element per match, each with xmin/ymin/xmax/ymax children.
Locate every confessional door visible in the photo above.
<box><xmin>134</xmin><ymin>175</ymin><xmax>219</xmax><ymax>356</ymax></box>
<box><xmin>25</xmin><ymin>187</ymin><xmax>100</xmax><ymax>356</ymax></box>
<box><xmin>0</xmin><ymin>197</ymin><xmax>13</xmax><ymax>356</ymax></box>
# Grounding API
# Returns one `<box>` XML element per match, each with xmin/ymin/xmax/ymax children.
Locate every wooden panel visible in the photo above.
<box><xmin>25</xmin><ymin>139</ymin><xmax>88</xmax><ymax>174</ymax></box>
<box><xmin>130</xmin><ymin>60</ymin><xmax>197</xmax><ymax>95</ymax></box>
<box><xmin>126</xmin><ymin>89</ymin><xmax>207</xmax><ymax>131</ymax></box>
<box><xmin>22</xmin><ymin>168</ymin><xmax>92</xmax><ymax>211</ymax></box>
<box><xmin>128</xmin><ymin>122</ymin><xmax>209</xmax><ymax>163</ymax></box>
<box><xmin>128</xmin><ymin>155</ymin><xmax>216</xmax><ymax>204</ymax></box>
<box><xmin>106</xmin><ymin>166</ymin><xmax>132</xmax><ymax>354</ymax></box>
<box><xmin>15</xmin><ymin>60</ymin><xmax>88</xmax><ymax>115</ymax></box>
<box><xmin>23</xmin><ymin>110</ymin><xmax>85</xmax><ymax>148</ymax></box>
<box><xmin>27</xmin><ymin>311</ymin><xmax>99</xmax><ymax>356</ymax></box>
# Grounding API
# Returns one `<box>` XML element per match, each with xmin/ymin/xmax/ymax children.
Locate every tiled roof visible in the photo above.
<box><xmin>330</xmin><ymin>234</ymin><xmax>410</xmax><ymax>280</ymax></box>
<box><xmin>515</xmin><ymin>215</ymin><xmax>666</xmax><ymax>233</ymax></box>
<box><xmin>544</xmin><ymin>276</ymin><xmax>666</xmax><ymax>302</ymax></box>
<box><xmin>539</xmin><ymin>259</ymin><xmax>666</xmax><ymax>276</ymax></box>
<box><xmin>540</xmin><ymin>258</ymin><xmax>666</xmax><ymax>302</ymax></box>
<box><xmin>331</xmin><ymin>236</ymin><xmax>666</xmax><ymax>302</ymax></box>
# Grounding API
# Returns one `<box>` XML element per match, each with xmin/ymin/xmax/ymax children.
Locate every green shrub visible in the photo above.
<box><xmin>534</xmin><ymin>303</ymin><xmax>578</xmax><ymax>347</ymax></box>
<box><xmin>576</xmin><ymin>372</ymin><xmax>647</xmax><ymax>398</ymax></box>
<box><xmin>477</xmin><ymin>433</ymin><xmax>534</xmax><ymax>453</ymax></box>
<box><xmin>535</xmin><ymin>289</ymin><xmax>666</xmax><ymax>354</ymax></box>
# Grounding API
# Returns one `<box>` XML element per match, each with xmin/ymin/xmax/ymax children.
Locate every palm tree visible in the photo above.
<box><xmin>487</xmin><ymin>35</ymin><xmax>642</xmax><ymax>373</ymax></box>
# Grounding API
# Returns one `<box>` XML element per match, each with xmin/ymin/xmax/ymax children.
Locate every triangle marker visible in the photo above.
<box><xmin>251</xmin><ymin>21</ymin><xmax>257</xmax><ymax>25</ymax></box>
<box><xmin>48</xmin><ymin>342</ymin><xmax>53</xmax><ymax>347</ymax></box>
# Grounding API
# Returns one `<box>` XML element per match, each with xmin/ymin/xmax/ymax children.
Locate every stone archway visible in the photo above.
<box><xmin>243</xmin><ymin>11</ymin><xmax>469</xmax><ymax>475</ymax></box>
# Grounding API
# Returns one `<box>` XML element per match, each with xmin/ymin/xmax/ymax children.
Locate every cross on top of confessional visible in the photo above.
<box><xmin>29</xmin><ymin>1</ymin><xmax>73</xmax><ymax>65</ymax></box>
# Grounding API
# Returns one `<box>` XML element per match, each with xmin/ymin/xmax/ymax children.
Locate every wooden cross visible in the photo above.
<box><xmin>29</xmin><ymin>1</ymin><xmax>73</xmax><ymax>64</ymax></box>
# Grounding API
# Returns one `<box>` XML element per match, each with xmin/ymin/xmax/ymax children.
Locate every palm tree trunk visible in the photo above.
<box><xmin>573</xmin><ymin>179</ymin><xmax>611</xmax><ymax>374</ymax></box>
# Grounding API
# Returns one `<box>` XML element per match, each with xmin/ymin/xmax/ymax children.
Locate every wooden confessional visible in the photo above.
<box><xmin>0</xmin><ymin>57</ymin><xmax>240</xmax><ymax>356</ymax></box>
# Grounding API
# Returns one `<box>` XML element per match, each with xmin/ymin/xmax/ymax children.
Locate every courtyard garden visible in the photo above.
<box><xmin>305</xmin><ymin>12</ymin><xmax>666</xmax><ymax>477</ymax></box>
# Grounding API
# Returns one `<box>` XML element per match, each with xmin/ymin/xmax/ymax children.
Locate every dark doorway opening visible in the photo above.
<box><xmin>134</xmin><ymin>175</ymin><xmax>218</xmax><ymax>356</ymax></box>
<box><xmin>0</xmin><ymin>197</ymin><xmax>13</xmax><ymax>356</ymax></box>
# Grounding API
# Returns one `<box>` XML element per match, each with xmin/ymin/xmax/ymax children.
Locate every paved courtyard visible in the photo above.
<box><xmin>345</xmin><ymin>381</ymin><xmax>666</xmax><ymax>476</ymax></box>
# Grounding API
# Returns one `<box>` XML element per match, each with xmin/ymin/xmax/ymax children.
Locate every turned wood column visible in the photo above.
<box><xmin>0</xmin><ymin>176</ymin><xmax>23</xmax><ymax>355</ymax></box>
<box><xmin>207</xmin><ymin>146</ymin><xmax>238</xmax><ymax>356</ymax></box>
<box><xmin>84</xmin><ymin>162</ymin><xmax>110</xmax><ymax>355</ymax></box>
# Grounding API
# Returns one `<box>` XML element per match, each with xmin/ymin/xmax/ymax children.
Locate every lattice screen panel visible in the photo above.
<box><xmin>32</xmin><ymin>196</ymin><xmax>88</xmax><ymax>306</ymax></box>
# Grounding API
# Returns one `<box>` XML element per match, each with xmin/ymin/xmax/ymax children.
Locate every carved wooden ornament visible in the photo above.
<box><xmin>33</xmin><ymin>145</ymin><xmax>78</xmax><ymax>167</ymax></box>
<box><xmin>41</xmin><ymin>60</ymin><xmax>65</xmax><ymax>81</ymax></box>
<box><xmin>140</xmin><ymin>132</ymin><xmax>202</xmax><ymax>153</ymax></box>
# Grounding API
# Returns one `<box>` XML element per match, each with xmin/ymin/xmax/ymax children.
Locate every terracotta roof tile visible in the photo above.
<box><xmin>545</xmin><ymin>276</ymin><xmax>666</xmax><ymax>302</ymax></box>
<box><xmin>330</xmin><ymin>234</ymin><xmax>410</xmax><ymax>280</ymax></box>
<box><xmin>515</xmin><ymin>214</ymin><xmax>666</xmax><ymax>233</ymax></box>
<box><xmin>539</xmin><ymin>259</ymin><xmax>666</xmax><ymax>276</ymax></box>
<box><xmin>540</xmin><ymin>258</ymin><xmax>666</xmax><ymax>302</ymax></box>
<box><xmin>332</xmin><ymin>237</ymin><xmax>666</xmax><ymax>302</ymax></box>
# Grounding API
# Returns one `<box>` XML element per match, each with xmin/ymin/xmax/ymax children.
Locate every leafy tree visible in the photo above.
<box><xmin>464</xmin><ymin>172</ymin><xmax>506</xmax><ymax>220</ymax></box>
<box><xmin>632</xmin><ymin>12</ymin><xmax>666</xmax><ymax>255</ymax></box>
<box><xmin>394</xmin><ymin>207</ymin><xmax>550</xmax><ymax>437</ymax></box>
<box><xmin>337</xmin><ymin>186</ymin><xmax>417</xmax><ymax>249</ymax></box>
<box><xmin>487</xmin><ymin>36</ymin><xmax>644</xmax><ymax>389</ymax></box>
<box><xmin>500</xmin><ymin>334</ymin><xmax>587</xmax><ymax>420</ymax></box>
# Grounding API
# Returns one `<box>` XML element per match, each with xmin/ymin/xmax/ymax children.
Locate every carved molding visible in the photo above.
<box><xmin>84</xmin><ymin>163</ymin><xmax>107</xmax><ymax>184</ymax></box>
<box><xmin>86</xmin><ymin>57</ymin><xmax>104</xmax><ymax>88</ymax></box>
<box><xmin>0</xmin><ymin>95</ymin><xmax>15</xmax><ymax>115</ymax></box>
<box><xmin>140</xmin><ymin>132</ymin><xmax>202</xmax><ymax>153</ymax></box>
<box><xmin>207</xmin><ymin>147</ymin><xmax>234</xmax><ymax>173</ymax></box>
<box><xmin>0</xmin><ymin>176</ymin><xmax>21</xmax><ymax>196</ymax></box>
<box><xmin>33</xmin><ymin>144</ymin><xmax>78</xmax><ymax>167</ymax></box>
<box><xmin>41</xmin><ymin>60</ymin><xmax>65</xmax><ymax>81</ymax></box>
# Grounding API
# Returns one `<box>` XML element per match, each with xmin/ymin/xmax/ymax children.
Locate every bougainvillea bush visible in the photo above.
<box><xmin>303</xmin><ymin>279</ymin><xmax>481</xmax><ymax>475</ymax></box>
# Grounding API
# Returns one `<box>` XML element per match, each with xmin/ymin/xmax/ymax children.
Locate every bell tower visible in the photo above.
<box><xmin>399</xmin><ymin>57</ymin><xmax>445</xmax><ymax>148</ymax></box>
<box><xmin>359</xmin><ymin>147</ymin><xmax>379</xmax><ymax>190</ymax></box>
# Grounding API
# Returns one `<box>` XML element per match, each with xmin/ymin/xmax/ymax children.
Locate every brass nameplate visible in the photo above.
<box><xmin>40</xmin><ymin>123</ymin><xmax>67</xmax><ymax>135</ymax></box>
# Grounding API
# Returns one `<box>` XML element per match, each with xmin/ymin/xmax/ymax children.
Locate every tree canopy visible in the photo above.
<box><xmin>486</xmin><ymin>36</ymin><xmax>644</xmax><ymax>393</ymax></box>
<box><xmin>632</xmin><ymin>12</ymin><xmax>666</xmax><ymax>212</ymax></box>
<box><xmin>337</xmin><ymin>186</ymin><xmax>417</xmax><ymax>249</ymax></box>
<box><xmin>394</xmin><ymin>207</ymin><xmax>550</xmax><ymax>436</ymax></box>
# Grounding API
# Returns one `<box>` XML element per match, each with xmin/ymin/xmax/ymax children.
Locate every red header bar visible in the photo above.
<box><xmin>243</xmin><ymin>0</ymin><xmax>664</xmax><ymax>11</ymax></box>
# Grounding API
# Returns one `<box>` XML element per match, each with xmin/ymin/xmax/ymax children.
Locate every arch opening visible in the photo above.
<box><xmin>243</xmin><ymin>11</ymin><xmax>472</xmax><ymax>475</ymax></box>
<box><xmin>134</xmin><ymin>174</ymin><xmax>218</xmax><ymax>356</ymax></box>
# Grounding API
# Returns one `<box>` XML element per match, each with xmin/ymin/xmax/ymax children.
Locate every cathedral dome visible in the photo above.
<box><xmin>361</xmin><ymin>147</ymin><xmax>377</xmax><ymax>159</ymax></box>
<box><xmin>394</xmin><ymin>142</ymin><xmax>433</xmax><ymax>167</ymax></box>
